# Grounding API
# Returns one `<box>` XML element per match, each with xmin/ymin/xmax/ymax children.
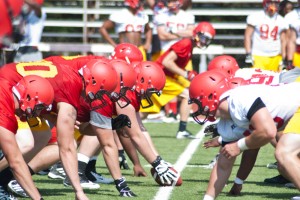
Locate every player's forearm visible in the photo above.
<box><xmin>10</xmin><ymin>153</ymin><xmax>41</xmax><ymax>199</ymax></box>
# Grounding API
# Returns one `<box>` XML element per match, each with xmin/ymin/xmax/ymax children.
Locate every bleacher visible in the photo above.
<box><xmin>14</xmin><ymin>0</ymin><xmax>300</xmax><ymax>67</ymax></box>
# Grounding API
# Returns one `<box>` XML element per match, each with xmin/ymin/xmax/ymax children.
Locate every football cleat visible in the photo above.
<box><xmin>176</xmin><ymin>130</ymin><xmax>196</xmax><ymax>139</ymax></box>
<box><xmin>48</xmin><ymin>162</ymin><xmax>66</xmax><ymax>180</ymax></box>
<box><xmin>63</xmin><ymin>173</ymin><xmax>100</xmax><ymax>189</ymax></box>
<box><xmin>0</xmin><ymin>185</ymin><xmax>17</xmax><ymax>200</ymax></box>
<box><xmin>8</xmin><ymin>180</ymin><xmax>29</xmax><ymax>198</ymax></box>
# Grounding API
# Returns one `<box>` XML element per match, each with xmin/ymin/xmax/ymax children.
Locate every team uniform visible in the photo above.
<box><xmin>285</xmin><ymin>8</ymin><xmax>300</xmax><ymax>67</ymax></box>
<box><xmin>217</xmin><ymin>83</ymin><xmax>300</xmax><ymax>143</ymax></box>
<box><xmin>246</xmin><ymin>10</ymin><xmax>288</xmax><ymax>71</ymax></box>
<box><xmin>109</xmin><ymin>8</ymin><xmax>149</xmax><ymax>60</ymax></box>
<box><xmin>0</xmin><ymin>58</ymin><xmax>89</xmax><ymax>135</ymax></box>
<box><xmin>0</xmin><ymin>80</ymin><xmax>21</xmax><ymax>134</ymax></box>
<box><xmin>155</xmin><ymin>9</ymin><xmax>194</xmax><ymax>52</ymax></box>
<box><xmin>140</xmin><ymin>38</ymin><xmax>192</xmax><ymax>113</ymax></box>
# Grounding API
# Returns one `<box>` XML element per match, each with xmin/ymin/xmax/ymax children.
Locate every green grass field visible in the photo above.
<box><xmin>23</xmin><ymin>122</ymin><xmax>298</xmax><ymax>200</ymax></box>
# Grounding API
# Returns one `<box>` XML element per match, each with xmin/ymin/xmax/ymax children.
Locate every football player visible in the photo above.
<box><xmin>0</xmin><ymin>75</ymin><xmax>54</xmax><ymax>199</ymax></box>
<box><xmin>285</xmin><ymin>0</ymin><xmax>300</xmax><ymax>69</ymax></box>
<box><xmin>189</xmin><ymin>70</ymin><xmax>300</xmax><ymax>200</ymax></box>
<box><xmin>244</xmin><ymin>0</ymin><xmax>288</xmax><ymax>71</ymax></box>
<box><xmin>99</xmin><ymin>0</ymin><xmax>151</xmax><ymax>60</ymax></box>
<box><xmin>0</xmin><ymin>57</ymin><xmax>118</xmax><ymax>200</ymax></box>
<box><xmin>140</xmin><ymin>22</ymin><xmax>216</xmax><ymax>139</ymax></box>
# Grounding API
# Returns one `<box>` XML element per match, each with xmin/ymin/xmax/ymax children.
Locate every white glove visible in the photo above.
<box><xmin>154</xmin><ymin>160</ymin><xmax>178</xmax><ymax>185</ymax></box>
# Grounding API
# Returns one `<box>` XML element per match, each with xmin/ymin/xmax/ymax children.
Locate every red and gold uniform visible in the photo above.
<box><xmin>0</xmin><ymin>56</ymin><xmax>103</xmax><ymax>141</ymax></box>
<box><xmin>0</xmin><ymin>79</ymin><xmax>20</xmax><ymax>134</ymax></box>
<box><xmin>140</xmin><ymin>38</ymin><xmax>192</xmax><ymax>113</ymax></box>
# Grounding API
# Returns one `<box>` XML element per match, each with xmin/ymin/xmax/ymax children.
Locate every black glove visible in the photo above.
<box><xmin>111</xmin><ymin>114</ymin><xmax>131</xmax><ymax>130</ymax></box>
<box><xmin>245</xmin><ymin>53</ymin><xmax>252</xmax><ymax>64</ymax></box>
<box><xmin>115</xmin><ymin>177</ymin><xmax>137</xmax><ymax>197</ymax></box>
<box><xmin>282</xmin><ymin>59</ymin><xmax>294</xmax><ymax>70</ymax></box>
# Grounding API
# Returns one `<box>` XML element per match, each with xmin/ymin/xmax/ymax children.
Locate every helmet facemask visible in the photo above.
<box><xmin>139</xmin><ymin>88</ymin><xmax>162</xmax><ymax>109</ymax></box>
<box><xmin>194</xmin><ymin>32</ymin><xmax>213</xmax><ymax>49</ymax></box>
<box><xmin>188</xmin><ymin>95</ymin><xmax>217</xmax><ymax>125</ymax></box>
<box><xmin>110</xmin><ymin>73</ymin><xmax>132</xmax><ymax>108</ymax></box>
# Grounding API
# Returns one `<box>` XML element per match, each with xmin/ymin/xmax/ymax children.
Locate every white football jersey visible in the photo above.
<box><xmin>235</xmin><ymin>68</ymin><xmax>280</xmax><ymax>85</ymax></box>
<box><xmin>155</xmin><ymin>9</ymin><xmax>195</xmax><ymax>51</ymax></box>
<box><xmin>218</xmin><ymin>82</ymin><xmax>300</xmax><ymax>142</ymax></box>
<box><xmin>285</xmin><ymin>8</ymin><xmax>300</xmax><ymax>45</ymax></box>
<box><xmin>246</xmin><ymin>11</ymin><xmax>288</xmax><ymax>56</ymax></box>
<box><xmin>109</xmin><ymin>8</ymin><xmax>149</xmax><ymax>34</ymax></box>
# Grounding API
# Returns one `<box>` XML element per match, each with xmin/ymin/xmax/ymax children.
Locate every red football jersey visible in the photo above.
<box><xmin>0</xmin><ymin>60</ymin><xmax>83</xmax><ymax>113</ymax></box>
<box><xmin>44</xmin><ymin>55</ymin><xmax>106</xmax><ymax>70</ymax></box>
<box><xmin>156</xmin><ymin>38</ymin><xmax>193</xmax><ymax>78</ymax></box>
<box><xmin>0</xmin><ymin>80</ymin><xmax>18</xmax><ymax>134</ymax></box>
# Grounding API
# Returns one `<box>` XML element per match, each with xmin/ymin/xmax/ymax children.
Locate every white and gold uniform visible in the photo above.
<box><xmin>285</xmin><ymin>8</ymin><xmax>300</xmax><ymax>67</ymax></box>
<box><xmin>246</xmin><ymin>10</ymin><xmax>288</xmax><ymax>71</ymax></box>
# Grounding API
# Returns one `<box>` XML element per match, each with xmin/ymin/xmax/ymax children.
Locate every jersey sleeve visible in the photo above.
<box><xmin>246</xmin><ymin>13</ymin><xmax>258</xmax><ymax>26</ymax></box>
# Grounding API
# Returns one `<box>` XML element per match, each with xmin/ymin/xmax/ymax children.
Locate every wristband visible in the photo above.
<box><xmin>234</xmin><ymin>177</ymin><xmax>244</xmax><ymax>185</ymax></box>
<box><xmin>237</xmin><ymin>138</ymin><xmax>249</xmax><ymax>151</ymax></box>
<box><xmin>217</xmin><ymin>136</ymin><xmax>222</xmax><ymax>145</ymax></box>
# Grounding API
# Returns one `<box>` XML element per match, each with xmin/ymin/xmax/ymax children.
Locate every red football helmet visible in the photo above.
<box><xmin>12</xmin><ymin>75</ymin><xmax>54</xmax><ymax>118</ymax></box>
<box><xmin>207</xmin><ymin>55</ymin><xmax>240</xmax><ymax>76</ymax></box>
<box><xmin>109</xmin><ymin>59</ymin><xmax>137</xmax><ymax>108</ymax></box>
<box><xmin>193</xmin><ymin>22</ymin><xmax>216</xmax><ymax>48</ymax></box>
<box><xmin>110</xmin><ymin>43</ymin><xmax>143</xmax><ymax>64</ymax></box>
<box><xmin>189</xmin><ymin>70</ymin><xmax>230</xmax><ymax>125</ymax></box>
<box><xmin>79</xmin><ymin>59</ymin><xmax>118</xmax><ymax>105</ymax></box>
<box><xmin>263</xmin><ymin>0</ymin><xmax>280</xmax><ymax>15</ymax></box>
<box><xmin>134</xmin><ymin>61</ymin><xmax>166</xmax><ymax>108</ymax></box>
<box><xmin>124</xmin><ymin>0</ymin><xmax>142</xmax><ymax>9</ymax></box>
<box><xmin>0</xmin><ymin>0</ymin><xmax>23</xmax><ymax>48</ymax></box>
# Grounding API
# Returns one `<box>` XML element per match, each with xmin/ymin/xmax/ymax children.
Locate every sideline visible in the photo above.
<box><xmin>153</xmin><ymin>126</ymin><xmax>207</xmax><ymax>200</ymax></box>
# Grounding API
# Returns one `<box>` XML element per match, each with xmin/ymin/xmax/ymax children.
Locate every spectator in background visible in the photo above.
<box><xmin>14</xmin><ymin>0</ymin><xmax>46</xmax><ymax>62</ymax></box>
<box><xmin>285</xmin><ymin>0</ymin><xmax>300</xmax><ymax>69</ymax></box>
<box><xmin>279</xmin><ymin>0</ymin><xmax>293</xmax><ymax>17</ymax></box>
<box><xmin>244</xmin><ymin>0</ymin><xmax>288</xmax><ymax>72</ymax></box>
<box><xmin>99</xmin><ymin>0</ymin><xmax>152</xmax><ymax>61</ymax></box>
<box><xmin>0</xmin><ymin>0</ymin><xmax>24</xmax><ymax>65</ymax></box>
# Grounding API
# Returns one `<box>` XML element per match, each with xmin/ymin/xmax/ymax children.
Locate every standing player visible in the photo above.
<box><xmin>285</xmin><ymin>0</ymin><xmax>300</xmax><ymax>69</ymax></box>
<box><xmin>140</xmin><ymin>22</ymin><xmax>216</xmax><ymax>139</ymax></box>
<box><xmin>99</xmin><ymin>0</ymin><xmax>152</xmax><ymax>60</ymax></box>
<box><xmin>244</xmin><ymin>0</ymin><xmax>288</xmax><ymax>71</ymax></box>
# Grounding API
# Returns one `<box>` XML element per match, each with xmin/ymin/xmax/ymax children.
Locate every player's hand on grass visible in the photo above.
<box><xmin>228</xmin><ymin>183</ymin><xmax>242</xmax><ymax>196</ymax></box>
<box><xmin>203</xmin><ymin>137</ymin><xmax>221</xmax><ymax>148</ymax></box>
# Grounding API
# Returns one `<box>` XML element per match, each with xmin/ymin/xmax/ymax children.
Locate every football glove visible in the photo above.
<box><xmin>245</xmin><ymin>53</ymin><xmax>252</xmax><ymax>64</ymax></box>
<box><xmin>282</xmin><ymin>59</ymin><xmax>294</xmax><ymax>70</ymax></box>
<box><xmin>185</xmin><ymin>70</ymin><xmax>198</xmax><ymax>81</ymax></box>
<box><xmin>115</xmin><ymin>177</ymin><xmax>137</xmax><ymax>197</ymax></box>
<box><xmin>111</xmin><ymin>114</ymin><xmax>131</xmax><ymax>130</ymax></box>
<box><xmin>151</xmin><ymin>156</ymin><xmax>178</xmax><ymax>185</ymax></box>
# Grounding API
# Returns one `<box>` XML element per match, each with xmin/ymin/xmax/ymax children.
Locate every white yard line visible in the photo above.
<box><xmin>153</xmin><ymin>127</ymin><xmax>207</xmax><ymax>200</ymax></box>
